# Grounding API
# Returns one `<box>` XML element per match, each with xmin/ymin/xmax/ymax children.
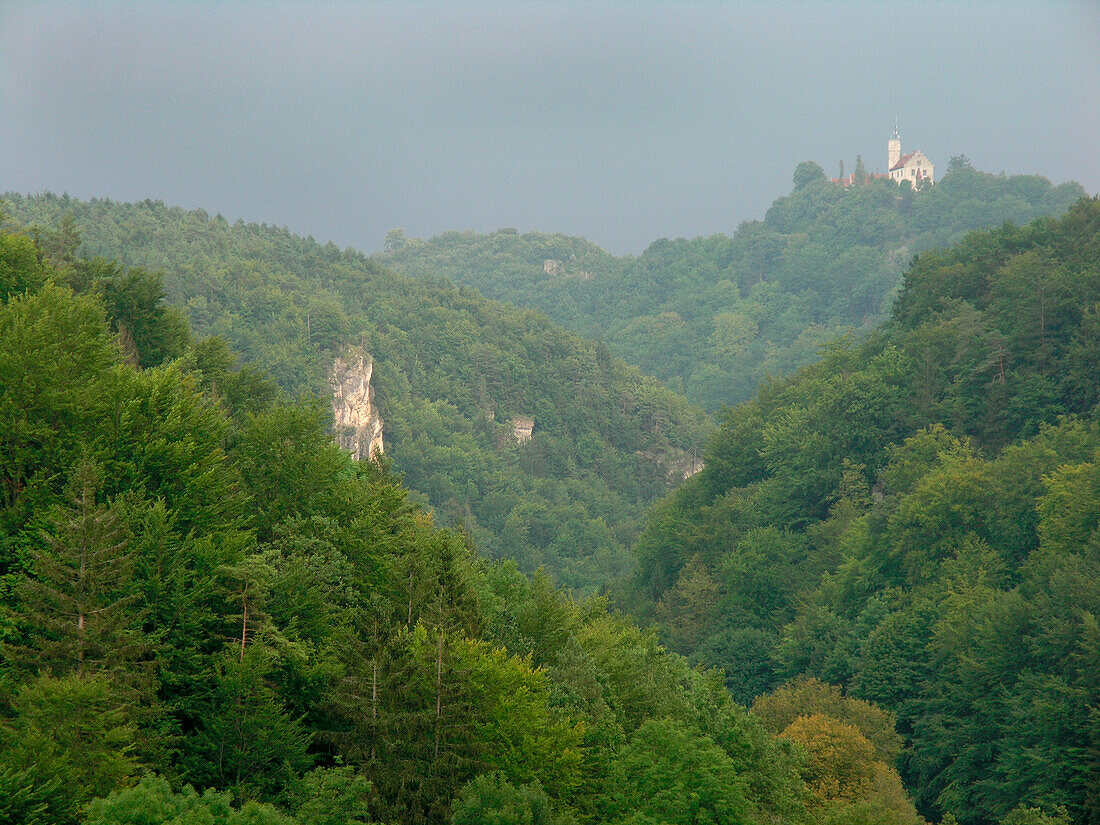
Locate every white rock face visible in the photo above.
<box><xmin>511</xmin><ymin>416</ymin><xmax>535</xmax><ymax>444</ymax></box>
<box><xmin>331</xmin><ymin>352</ymin><xmax>384</xmax><ymax>460</ymax></box>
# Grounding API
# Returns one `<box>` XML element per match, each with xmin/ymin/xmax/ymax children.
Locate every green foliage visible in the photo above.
<box><xmin>794</xmin><ymin>160</ymin><xmax>827</xmax><ymax>190</ymax></box>
<box><xmin>1</xmin><ymin>195</ymin><xmax>712</xmax><ymax>593</ymax></box>
<box><xmin>5</xmin><ymin>459</ymin><xmax>154</xmax><ymax>695</ymax></box>
<box><xmin>378</xmin><ymin>167</ymin><xmax>1084</xmax><ymax>412</ymax></box>
<box><xmin>182</xmin><ymin>645</ymin><xmax>315</xmax><ymax>799</ymax></box>
<box><xmin>0</xmin><ymin>281</ymin><xmax>116</xmax><ymax>569</ymax></box>
<box><xmin>85</xmin><ymin>775</ymin><xmax>298</xmax><ymax>825</ymax></box>
<box><xmin>0</xmin><ymin>220</ymin><xmax>906</xmax><ymax>825</ymax></box>
<box><xmin>0</xmin><ymin>674</ymin><xmax>139</xmax><ymax>825</ymax></box>
<box><xmin>602</xmin><ymin>717</ymin><xmax>750</xmax><ymax>825</ymax></box>
<box><xmin>691</xmin><ymin>626</ymin><xmax>779</xmax><ymax>706</ymax></box>
<box><xmin>1000</xmin><ymin>807</ymin><xmax>1073</xmax><ymax>825</ymax></box>
<box><xmin>289</xmin><ymin>767</ymin><xmax>379</xmax><ymax>825</ymax></box>
<box><xmin>0</xmin><ymin>764</ymin><xmax>55</xmax><ymax>825</ymax></box>
<box><xmin>631</xmin><ymin>199</ymin><xmax>1100</xmax><ymax>824</ymax></box>
<box><xmin>85</xmin><ymin>259</ymin><xmax>192</xmax><ymax>367</ymax></box>
<box><xmin>0</xmin><ymin>231</ymin><xmax>48</xmax><ymax>301</ymax></box>
<box><xmin>183</xmin><ymin>335</ymin><xmax>276</xmax><ymax>417</ymax></box>
<box><xmin>231</xmin><ymin>403</ymin><xmax>355</xmax><ymax>541</ymax></box>
<box><xmin>2</xmin><ymin>174</ymin><xmax>1094</xmax><ymax>825</ymax></box>
<box><xmin>451</xmin><ymin>773</ymin><xmax>574</xmax><ymax>825</ymax></box>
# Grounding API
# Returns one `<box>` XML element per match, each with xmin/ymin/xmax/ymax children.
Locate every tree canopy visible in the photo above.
<box><xmin>1</xmin><ymin>194</ymin><xmax>712</xmax><ymax>593</ymax></box>
<box><xmin>628</xmin><ymin>197</ymin><xmax>1100</xmax><ymax>825</ymax></box>
<box><xmin>377</xmin><ymin>166</ymin><xmax>1084</xmax><ymax>411</ymax></box>
<box><xmin>0</xmin><ymin>223</ymin><xmax>923</xmax><ymax>825</ymax></box>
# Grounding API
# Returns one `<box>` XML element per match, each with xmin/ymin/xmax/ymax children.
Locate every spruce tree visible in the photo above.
<box><xmin>7</xmin><ymin>460</ymin><xmax>150</xmax><ymax>686</ymax></box>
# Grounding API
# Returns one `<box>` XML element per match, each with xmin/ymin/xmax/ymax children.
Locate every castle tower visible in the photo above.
<box><xmin>888</xmin><ymin>118</ymin><xmax>901</xmax><ymax>170</ymax></box>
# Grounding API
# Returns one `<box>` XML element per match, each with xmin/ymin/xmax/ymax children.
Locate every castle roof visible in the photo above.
<box><xmin>891</xmin><ymin>149</ymin><xmax>932</xmax><ymax>172</ymax></box>
<box><xmin>890</xmin><ymin>152</ymin><xmax>916</xmax><ymax>171</ymax></box>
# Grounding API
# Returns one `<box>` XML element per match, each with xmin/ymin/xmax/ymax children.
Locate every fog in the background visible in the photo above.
<box><xmin>2</xmin><ymin>1</ymin><xmax>1097</xmax><ymax>255</ymax></box>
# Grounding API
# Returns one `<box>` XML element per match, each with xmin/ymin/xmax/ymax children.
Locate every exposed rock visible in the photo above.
<box><xmin>511</xmin><ymin>416</ymin><xmax>535</xmax><ymax>444</ymax></box>
<box><xmin>544</xmin><ymin>258</ymin><xmax>594</xmax><ymax>281</ymax></box>
<box><xmin>638</xmin><ymin>448</ymin><xmax>705</xmax><ymax>482</ymax></box>
<box><xmin>331</xmin><ymin>351</ymin><xmax>384</xmax><ymax>460</ymax></box>
<box><xmin>671</xmin><ymin>451</ymin><xmax>705</xmax><ymax>480</ymax></box>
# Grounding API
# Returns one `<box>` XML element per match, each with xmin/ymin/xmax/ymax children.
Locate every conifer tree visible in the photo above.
<box><xmin>855</xmin><ymin>155</ymin><xmax>868</xmax><ymax>185</ymax></box>
<box><xmin>0</xmin><ymin>674</ymin><xmax>139</xmax><ymax>825</ymax></box>
<box><xmin>7</xmin><ymin>460</ymin><xmax>150</xmax><ymax>685</ymax></box>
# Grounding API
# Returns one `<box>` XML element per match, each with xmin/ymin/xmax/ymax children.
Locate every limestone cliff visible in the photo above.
<box><xmin>331</xmin><ymin>352</ymin><xmax>384</xmax><ymax>460</ymax></box>
<box><xmin>510</xmin><ymin>416</ymin><xmax>535</xmax><ymax>444</ymax></box>
<box><xmin>638</xmin><ymin>447</ymin><xmax>705</xmax><ymax>481</ymax></box>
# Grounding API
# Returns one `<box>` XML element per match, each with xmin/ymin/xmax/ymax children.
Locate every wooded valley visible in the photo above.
<box><xmin>380</xmin><ymin>163</ymin><xmax>1084</xmax><ymax>411</ymax></box>
<box><xmin>1</xmin><ymin>168</ymin><xmax>1097</xmax><ymax>825</ymax></box>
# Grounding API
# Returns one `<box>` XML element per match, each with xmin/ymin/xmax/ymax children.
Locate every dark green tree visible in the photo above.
<box><xmin>183</xmin><ymin>644</ymin><xmax>314</xmax><ymax>799</ymax></box>
<box><xmin>947</xmin><ymin>154</ymin><xmax>973</xmax><ymax>173</ymax></box>
<box><xmin>6</xmin><ymin>460</ymin><xmax>151</xmax><ymax>688</ymax></box>
<box><xmin>0</xmin><ymin>231</ymin><xmax>48</xmax><ymax>302</ymax></box>
<box><xmin>93</xmin><ymin>262</ymin><xmax>191</xmax><ymax>367</ymax></box>
<box><xmin>793</xmin><ymin>161</ymin><xmax>827</xmax><ymax>190</ymax></box>
<box><xmin>0</xmin><ymin>674</ymin><xmax>139</xmax><ymax>825</ymax></box>
<box><xmin>855</xmin><ymin>155</ymin><xmax>869</xmax><ymax>185</ymax></box>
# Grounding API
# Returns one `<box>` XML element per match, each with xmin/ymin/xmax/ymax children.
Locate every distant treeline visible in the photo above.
<box><xmin>380</xmin><ymin>162</ymin><xmax>1085</xmax><ymax>410</ymax></box>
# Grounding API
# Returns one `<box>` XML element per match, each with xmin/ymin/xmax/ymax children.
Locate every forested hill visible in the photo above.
<box><xmin>1</xmin><ymin>193</ymin><xmax>711</xmax><ymax>592</ymax></box>
<box><xmin>629</xmin><ymin>197</ymin><xmax>1100</xmax><ymax>824</ymax></box>
<box><xmin>379</xmin><ymin>164</ymin><xmax>1086</xmax><ymax>411</ymax></box>
<box><xmin>2</xmin><ymin>213</ymin><xmax>930</xmax><ymax>825</ymax></box>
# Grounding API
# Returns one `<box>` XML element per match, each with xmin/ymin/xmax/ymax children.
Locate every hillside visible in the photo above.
<box><xmin>0</xmin><ymin>222</ymin><xmax>931</xmax><ymax>825</ymax></box>
<box><xmin>4</xmin><ymin>183</ymin><xmax>1097</xmax><ymax>825</ymax></box>
<box><xmin>628</xmin><ymin>198</ymin><xmax>1100</xmax><ymax>824</ymax></box>
<box><xmin>1</xmin><ymin>193</ymin><xmax>712</xmax><ymax>592</ymax></box>
<box><xmin>379</xmin><ymin>164</ymin><xmax>1086</xmax><ymax>410</ymax></box>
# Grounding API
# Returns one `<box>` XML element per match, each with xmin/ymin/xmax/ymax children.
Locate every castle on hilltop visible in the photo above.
<box><xmin>888</xmin><ymin>121</ymin><xmax>934</xmax><ymax>187</ymax></box>
<box><xmin>829</xmin><ymin>122</ymin><xmax>934</xmax><ymax>189</ymax></box>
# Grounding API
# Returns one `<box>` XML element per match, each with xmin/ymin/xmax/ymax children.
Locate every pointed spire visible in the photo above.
<box><xmin>892</xmin><ymin>116</ymin><xmax>899</xmax><ymax>140</ymax></box>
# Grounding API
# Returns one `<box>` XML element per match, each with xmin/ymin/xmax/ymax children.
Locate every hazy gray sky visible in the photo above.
<box><xmin>2</xmin><ymin>1</ymin><xmax>1098</xmax><ymax>254</ymax></box>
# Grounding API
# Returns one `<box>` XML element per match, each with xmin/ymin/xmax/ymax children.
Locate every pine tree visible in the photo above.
<box><xmin>7</xmin><ymin>460</ymin><xmax>151</xmax><ymax>685</ymax></box>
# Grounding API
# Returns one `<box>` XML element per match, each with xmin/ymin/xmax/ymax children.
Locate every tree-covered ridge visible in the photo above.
<box><xmin>379</xmin><ymin>165</ymin><xmax>1085</xmax><ymax>410</ymax></box>
<box><xmin>0</xmin><ymin>228</ymin><xmax>924</xmax><ymax>825</ymax></box>
<box><xmin>1</xmin><ymin>194</ymin><xmax>712</xmax><ymax>592</ymax></box>
<box><xmin>628</xmin><ymin>198</ymin><xmax>1100</xmax><ymax>824</ymax></box>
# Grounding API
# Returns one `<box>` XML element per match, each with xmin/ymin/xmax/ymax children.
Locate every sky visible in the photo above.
<box><xmin>2</xmin><ymin>1</ymin><xmax>1098</xmax><ymax>256</ymax></box>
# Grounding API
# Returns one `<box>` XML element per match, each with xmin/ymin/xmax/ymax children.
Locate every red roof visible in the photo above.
<box><xmin>890</xmin><ymin>151</ymin><xmax>916</xmax><ymax>171</ymax></box>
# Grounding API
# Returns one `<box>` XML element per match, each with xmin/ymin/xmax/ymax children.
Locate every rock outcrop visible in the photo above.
<box><xmin>510</xmin><ymin>416</ymin><xmax>535</xmax><ymax>444</ymax></box>
<box><xmin>543</xmin><ymin>258</ymin><xmax>592</xmax><ymax>281</ymax></box>
<box><xmin>638</xmin><ymin>447</ymin><xmax>705</xmax><ymax>481</ymax></box>
<box><xmin>331</xmin><ymin>352</ymin><xmax>384</xmax><ymax>460</ymax></box>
